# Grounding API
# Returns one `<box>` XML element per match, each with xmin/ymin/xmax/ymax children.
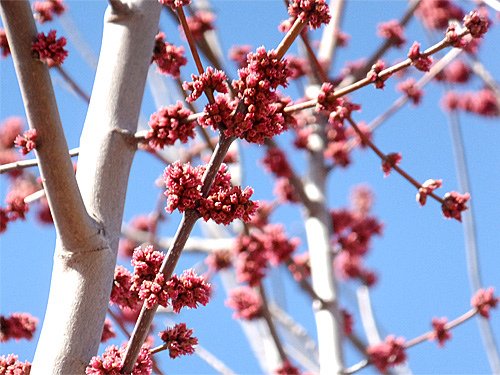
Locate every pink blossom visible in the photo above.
<box><xmin>286</xmin><ymin>55</ymin><xmax>309</xmax><ymax>79</ymax></box>
<box><xmin>166</xmin><ymin>269</ymin><xmax>211</xmax><ymax>313</ymax></box>
<box><xmin>431</xmin><ymin>317</ymin><xmax>451</xmax><ymax>347</ymax></box>
<box><xmin>437</xmin><ymin>60</ymin><xmax>471</xmax><ymax>84</ymax></box>
<box><xmin>317</xmin><ymin>82</ymin><xmax>339</xmax><ymax>113</ymax></box>
<box><xmin>262</xmin><ymin>148</ymin><xmax>292</xmax><ymax>178</ymax></box>
<box><xmin>100</xmin><ymin>319</ymin><xmax>116</xmax><ymax>343</ymax></box>
<box><xmin>146</xmin><ymin>102</ymin><xmax>196</xmax><ymax>149</ymax></box>
<box><xmin>110</xmin><ymin>266</ymin><xmax>141</xmax><ymax>311</ymax></box>
<box><xmin>183</xmin><ymin>67</ymin><xmax>228</xmax><ymax>103</ymax></box>
<box><xmin>334</xmin><ymin>251</ymin><xmax>377</xmax><ymax>286</ymax></box>
<box><xmin>287</xmin><ymin>0</ymin><xmax>331</xmax><ymax>30</ymax></box>
<box><xmin>274</xmin><ymin>361</ymin><xmax>301</xmax><ymax>375</ymax></box>
<box><xmin>86</xmin><ymin>344</ymin><xmax>152</xmax><ymax>375</ymax></box>
<box><xmin>416</xmin><ymin>0</ymin><xmax>464</xmax><ymax>30</ymax></box>
<box><xmin>131</xmin><ymin>245</ymin><xmax>165</xmax><ymax>289</ymax></box>
<box><xmin>350</xmin><ymin>185</ymin><xmax>374</xmax><ymax>216</ymax></box>
<box><xmin>463</xmin><ymin>10</ymin><xmax>489</xmax><ymax>39</ymax></box>
<box><xmin>441</xmin><ymin>191</ymin><xmax>470</xmax><ymax>221</ymax></box>
<box><xmin>0</xmin><ymin>117</ymin><xmax>24</xmax><ymax>148</ymax></box>
<box><xmin>408</xmin><ymin>42</ymin><xmax>433</xmax><ymax>72</ymax></box>
<box><xmin>234</xmin><ymin>232</ymin><xmax>269</xmax><ymax>286</ymax></box>
<box><xmin>158</xmin><ymin>0</ymin><xmax>191</xmax><ymax>9</ymax></box>
<box><xmin>274</xmin><ymin>177</ymin><xmax>300</xmax><ymax>203</ymax></box>
<box><xmin>228</xmin><ymin>45</ymin><xmax>252</xmax><ymax>69</ymax></box>
<box><xmin>471</xmin><ymin>287</ymin><xmax>498</xmax><ymax>318</ymax></box>
<box><xmin>382</xmin><ymin>152</ymin><xmax>402</xmax><ymax>177</ymax></box>
<box><xmin>367</xmin><ymin>60</ymin><xmax>389</xmax><ymax>89</ymax></box>
<box><xmin>14</xmin><ymin>129</ymin><xmax>38</xmax><ymax>155</ymax></box>
<box><xmin>33</xmin><ymin>0</ymin><xmax>66</xmax><ymax>23</ymax></box>
<box><xmin>31</xmin><ymin>30</ymin><xmax>68</xmax><ymax>67</ymax></box>
<box><xmin>248</xmin><ymin>201</ymin><xmax>274</xmax><ymax>228</ymax></box>
<box><xmin>367</xmin><ymin>335</ymin><xmax>407</xmax><ymax>372</ymax></box>
<box><xmin>0</xmin><ymin>28</ymin><xmax>10</xmax><ymax>57</ymax></box>
<box><xmin>183</xmin><ymin>11</ymin><xmax>215</xmax><ymax>41</ymax></box>
<box><xmin>152</xmin><ymin>32</ymin><xmax>187</xmax><ymax>78</ymax></box>
<box><xmin>287</xmin><ymin>252</ymin><xmax>310</xmax><ymax>281</ymax></box>
<box><xmin>0</xmin><ymin>208</ymin><xmax>8</xmax><ymax>233</ymax></box>
<box><xmin>342</xmin><ymin>309</ymin><xmax>354</xmax><ymax>336</ymax></box>
<box><xmin>159</xmin><ymin>323</ymin><xmax>198</xmax><ymax>359</ymax></box>
<box><xmin>325</xmin><ymin>140</ymin><xmax>351</xmax><ymax>168</ymax></box>
<box><xmin>139</xmin><ymin>273</ymin><xmax>170</xmax><ymax>309</ymax></box>
<box><xmin>378</xmin><ymin>20</ymin><xmax>406</xmax><ymax>48</ymax></box>
<box><xmin>163</xmin><ymin>161</ymin><xmax>203</xmax><ymax>213</ymax></box>
<box><xmin>416</xmin><ymin>179</ymin><xmax>442</xmax><ymax>206</ymax></box>
<box><xmin>0</xmin><ymin>313</ymin><xmax>38</xmax><ymax>342</ymax></box>
<box><xmin>198</xmin><ymin>94</ymin><xmax>237</xmax><ymax>132</ymax></box>
<box><xmin>397</xmin><ymin>78</ymin><xmax>423</xmax><ymax>105</ymax></box>
<box><xmin>441</xmin><ymin>91</ymin><xmax>461</xmax><ymax>111</ymax></box>
<box><xmin>462</xmin><ymin>89</ymin><xmax>499</xmax><ymax>117</ymax></box>
<box><xmin>226</xmin><ymin>286</ymin><xmax>263</xmax><ymax>320</ymax></box>
<box><xmin>262</xmin><ymin>224</ymin><xmax>300</xmax><ymax>266</ymax></box>
<box><xmin>205</xmin><ymin>250</ymin><xmax>233</xmax><ymax>272</ymax></box>
<box><xmin>0</xmin><ymin>354</ymin><xmax>31</xmax><ymax>375</ymax></box>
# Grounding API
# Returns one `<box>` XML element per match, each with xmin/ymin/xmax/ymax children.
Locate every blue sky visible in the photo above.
<box><xmin>1</xmin><ymin>1</ymin><xmax>500</xmax><ymax>374</ymax></box>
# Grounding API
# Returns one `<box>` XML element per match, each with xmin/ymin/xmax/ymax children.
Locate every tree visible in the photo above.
<box><xmin>1</xmin><ymin>0</ymin><xmax>499</xmax><ymax>374</ymax></box>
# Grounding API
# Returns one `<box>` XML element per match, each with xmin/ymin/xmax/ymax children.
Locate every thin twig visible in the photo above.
<box><xmin>0</xmin><ymin>148</ymin><xmax>79</xmax><ymax>174</ymax></box>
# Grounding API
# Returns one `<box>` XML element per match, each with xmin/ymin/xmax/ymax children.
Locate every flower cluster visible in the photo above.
<box><xmin>0</xmin><ymin>354</ymin><xmax>31</xmax><ymax>375</ymax></box>
<box><xmin>463</xmin><ymin>10</ymin><xmax>489</xmax><ymax>39</ymax></box>
<box><xmin>342</xmin><ymin>309</ymin><xmax>354</xmax><ymax>336</ymax></box>
<box><xmin>262</xmin><ymin>147</ymin><xmax>292</xmax><ymax>178</ymax></box>
<box><xmin>0</xmin><ymin>313</ymin><xmax>38</xmax><ymax>342</ymax></box>
<box><xmin>183</xmin><ymin>11</ymin><xmax>215</xmax><ymax>41</ymax></box>
<box><xmin>416</xmin><ymin>0</ymin><xmax>464</xmax><ymax>30</ymax></box>
<box><xmin>110</xmin><ymin>265</ymin><xmax>141</xmax><ymax>310</ymax></box>
<box><xmin>234</xmin><ymin>224</ymin><xmax>299</xmax><ymax>286</ymax></box>
<box><xmin>86</xmin><ymin>344</ymin><xmax>152</xmax><ymax>375</ymax></box>
<box><xmin>164</xmin><ymin>161</ymin><xmax>257</xmax><ymax>225</ymax></box>
<box><xmin>33</xmin><ymin>0</ymin><xmax>66</xmax><ymax>23</ymax></box>
<box><xmin>471</xmin><ymin>287</ymin><xmax>498</xmax><ymax>318</ymax></box>
<box><xmin>435</xmin><ymin>60</ymin><xmax>471</xmax><ymax>84</ymax></box>
<box><xmin>152</xmin><ymin>32</ymin><xmax>187</xmax><ymax>78</ymax></box>
<box><xmin>14</xmin><ymin>129</ymin><xmax>38</xmax><ymax>155</ymax></box>
<box><xmin>164</xmin><ymin>269</ymin><xmax>211</xmax><ymax>313</ymax></box>
<box><xmin>381</xmin><ymin>152</ymin><xmax>402</xmax><ymax>177</ymax></box>
<box><xmin>146</xmin><ymin>102</ymin><xmax>195</xmax><ymax>149</ymax></box>
<box><xmin>287</xmin><ymin>0</ymin><xmax>331</xmax><ymax>30</ymax></box>
<box><xmin>441</xmin><ymin>191</ymin><xmax>470</xmax><ymax>221</ymax></box>
<box><xmin>416</xmin><ymin>179</ymin><xmax>442</xmax><ymax>206</ymax></box>
<box><xmin>225</xmin><ymin>286</ymin><xmax>263</xmax><ymax>320</ymax></box>
<box><xmin>159</xmin><ymin>323</ymin><xmax>198</xmax><ymax>359</ymax></box>
<box><xmin>367</xmin><ymin>60</ymin><xmax>388</xmax><ymax>89</ymax></box>
<box><xmin>377</xmin><ymin>20</ymin><xmax>406</xmax><ymax>48</ymax></box>
<box><xmin>131</xmin><ymin>244</ymin><xmax>165</xmax><ymax>290</ymax></box>
<box><xmin>397</xmin><ymin>78</ymin><xmax>423</xmax><ymax>105</ymax></box>
<box><xmin>183</xmin><ymin>67</ymin><xmax>228</xmax><ymax>103</ymax></box>
<box><xmin>367</xmin><ymin>336</ymin><xmax>407</xmax><ymax>373</ymax></box>
<box><xmin>31</xmin><ymin>30</ymin><xmax>68</xmax><ymax>67</ymax></box>
<box><xmin>431</xmin><ymin>317</ymin><xmax>451</xmax><ymax>347</ymax></box>
<box><xmin>0</xmin><ymin>28</ymin><xmax>10</xmax><ymax>57</ymax></box>
<box><xmin>407</xmin><ymin>42</ymin><xmax>433</xmax><ymax>72</ymax></box>
<box><xmin>441</xmin><ymin>89</ymin><xmax>499</xmax><ymax>117</ymax></box>
<box><xmin>205</xmin><ymin>249</ymin><xmax>233</xmax><ymax>272</ymax></box>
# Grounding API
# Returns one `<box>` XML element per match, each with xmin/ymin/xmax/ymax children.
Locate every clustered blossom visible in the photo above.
<box><xmin>367</xmin><ymin>336</ymin><xmax>407</xmax><ymax>373</ymax></box>
<box><xmin>152</xmin><ymin>32</ymin><xmax>187</xmax><ymax>78</ymax></box>
<box><xmin>262</xmin><ymin>147</ymin><xmax>292</xmax><ymax>178</ymax></box>
<box><xmin>431</xmin><ymin>317</ymin><xmax>451</xmax><ymax>347</ymax></box>
<box><xmin>377</xmin><ymin>20</ymin><xmax>406</xmax><ymax>48</ymax></box>
<box><xmin>471</xmin><ymin>287</ymin><xmax>498</xmax><ymax>318</ymax></box>
<box><xmin>139</xmin><ymin>273</ymin><xmax>170</xmax><ymax>308</ymax></box>
<box><xmin>31</xmin><ymin>30</ymin><xmax>68</xmax><ymax>67</ymax></box>
<box><xmin>234</xmin><ymin>224</ymin><xmax>299</xmax><ymax>286</ymax></box>
<box><xmin>33</xmin><ymin>0</ymin><xmax>66</xmax><ymax>23</ymax></box>
<box><xmin>441</xmin><ymin>191</ymin><xmax>470</xmax><ymax>221</ymax></box>
<box><xmin>183</xmin><ymin>67</ymin><xmax>228</xmax><ymax>103</ymax></box>
<box><xmin>110</xmin><ymin>265</ymin><xmax>141</xmax><ymax>310</ymax></box>
<box><xmin>14</xmin><ymin>129</ymin><xmax>38</xmax><ymax>155</ymax></box>
<box><xmin>274</xmin><ymin>177</ymin><xmax>300</xmax><ymax>203</ymax></box>
<box><xmin>287</xmin><ymin>0</ymin><xmax>331</xmax><ymax>29</ymax></box>
<box><xmin>407</xmin><ymin>42</ymin><xmax>432</xmax><ymax>72</ymax></box>
<box><xmin>146</xmin><ymin>102</ymin><xmax>195</xmax><ymax>149</ymax></box>
<box><xmin>158</xmin><ymin>0</ymin><xmax>191</xmax><ymax>9</ymax></box>
<box><xmin>416</xmin><ymin>179</ymin><xmax>442</xmax><ymax>206</ymax></box>
<box><xmin>274</xmin><ymin>361</ymin><xmax>301</xmax><ymax>375</ymax></box>
<box><xmin>397</xmin><ymin>78</ymin><xmax>423</xmax><ymax>105</ymax></box>
<box><xmin>416</xmin><ymin>0</ymin><xmax>464</xmax><ymax>30</ymax></box>
<box><xmin>205</xmin><ymin>249</ymin><xmax>233</xmax><ymax>272</ymax></box>
<box><xmin>86</xmin><ymin>345</ymin><xmax>152</xmax><ymax>375</ymax></box>
<box><xmin>100</xmin><ymin>319</ymin><xmax>116</xmax><ymax>343</ymax></box>
<box><xmin>131</xmin><ymin>245</ymin><xmax>165</xmax><ymax>290</ymax></box>
<box><xmin>286</xmin><ymin>55</ymin><xmax>309</xmax><ymax>79</ymax></box>
<box><xmin>228</xmin><ymin>45</ymin><xmax>252</xmax><ymax>69</ymax></box>
<box><xmin>441</xmin><ymin>89</ymin><xmax>499</xmax><ymax>117</ymax></box>
<box><xmin>165</xmin><ymin>269</ymin><xmax>211</xmax><ymax>313</ymax></box>
<box><xmin>436</xmin><ymin>60</ymin><xmax>471</xmax><ymax>84</ymax></box>
<box><xmin>342</xmin><ymin>309</ymin><xmax>354</xmax><ymax>336</ymax></box>
<box><xmin>184</xmin><ymin>11</ymin><xmax>215</xmax><ymax>41</ymax></box>
<box><xmin>463</xmin><ymin>10</ymin><xmax>489</xmax><ymax>39</ymax></box>
<box><xmin>287</xmin><ymin>252</ymin><xmax>310</xmax><ymax>281</ymax></box>
<box><xmin>159</xmin><ymin>323</ymin><xmax>198</xmax><ymax>359</ymax></box>
<box><xmin>367</xmin><ymin>60</ymin><xmax>388</xmax><ymax>89</ymax></box>
<box><xmin>0</xmin><ymin>354</ymin><xmax>31</xmax><ymax>375</ymax></box>
<box><xmin>224</xmin><ymin>47</ymin><xmax>291</xmax><ymax>143</ymax></box>
<box><xmin>225</xmin><ymin>286</ymin><xmax>263</xmax><ymax>320</ymax></box>
<box><xmin>0</xmin><ymin>28</ymin><xmax>10</xmax><ymax>57</ymax></box>
<box><xmin>382</xmin><ymin>152</ymin><xmax>402</xmax><ymax>177</ymax></box>
<box><xmin>163</xmin><ymin>161</ymin><xmax>257</xmax><ymax>225</ymax></box>
<box><xmin>0</xmin><ymin>313</ymin><xmax>38</xmax><ymax>342</ymax></box>
<box><xmin>317</xmin><ymin>83</ymin><xmax>360</xmax><ymax>124</ymax></box>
